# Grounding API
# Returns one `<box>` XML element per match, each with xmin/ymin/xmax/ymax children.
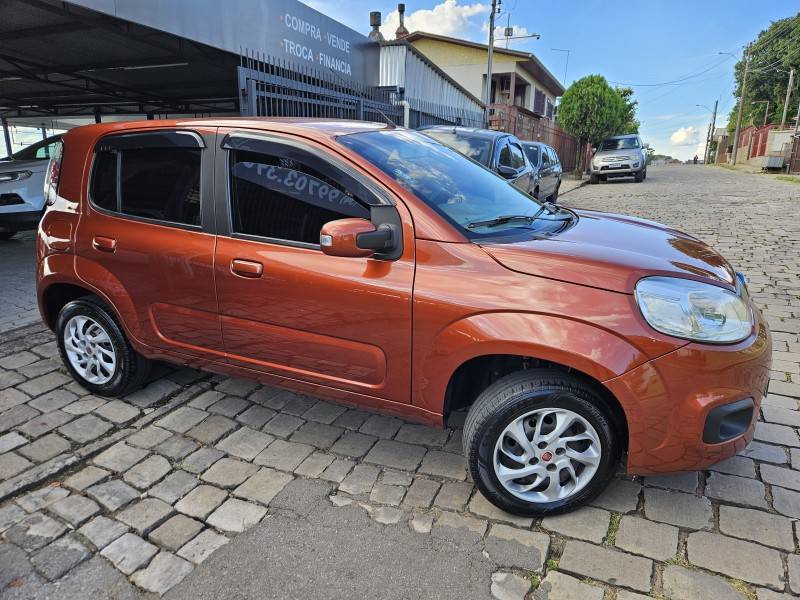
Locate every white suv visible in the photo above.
<box><xmin>589</xmin><ymin>134</ymin><xmax>647</xmax><ymax>184</ymax></box>
<box><xmin>0</xmin><ymin>134</ymin><xmax>62</xmax><ymax>240</ymax></box>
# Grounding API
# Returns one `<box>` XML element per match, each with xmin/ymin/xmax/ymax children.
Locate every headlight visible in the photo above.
<box><xmin>0</xmin><ymin>170</ymin><xmax>32</xmax><ymax>183</ymax></box>
<box><xmin>635</xmin><ymin>276</ymin><xmax>753</xmax><ymax>343</ymax></box>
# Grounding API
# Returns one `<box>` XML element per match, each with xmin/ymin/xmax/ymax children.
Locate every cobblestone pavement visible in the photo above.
<box><xmin>0</xmin><ymin>164</ymin><xmax>799</xmax><ymax>599</ymax></box>
<box><xmin>0</xmin><ymin>231</ymin><xmax>38</xmax><ymax>333</ymax></box>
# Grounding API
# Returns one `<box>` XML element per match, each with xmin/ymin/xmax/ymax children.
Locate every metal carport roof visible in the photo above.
<box><xmin>0</xmin><ymin>0</ymin><xmax>240</xmax><ymax>118</ymax></box>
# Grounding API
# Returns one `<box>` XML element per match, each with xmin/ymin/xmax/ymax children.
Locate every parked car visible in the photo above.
<box><xmin>38</xmin><ymin>119</ymin><xmax>770</xmax><ymax>516</ymax></box>
<box><xmin>419</xmin><ymin>126</ymin><xmax>534</xmax><ymax>196</ymax></box>
<box><xmin>520</xmin><ymin>141</ymin><xmax>562</xmax><ymax>202</ymax></box>
<box><xmin>0</xmin><ymin>134</ymin><xmax>63</xmax><ymax>240</ymax></box>
<box><xmin>589</xmin><ymin>134</ymin><xmax>647</xmax><ymax>183</ymax></box>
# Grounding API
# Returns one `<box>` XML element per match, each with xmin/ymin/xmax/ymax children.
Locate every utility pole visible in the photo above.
<box><xmin>731</xmin><ymin>45</ymin><xmax>751</xmax><ymax>165</ymax></box>
<box><xmin>702</xmin><ymin>100</ymin><xmax>718</xmax><ymax>164</ymax></box>
<box><xmin>781</xmin><ymin>67</ymin><xmax>795</xmax><ymax>129</ymax></box>
<box><xmin>484</xmin><ymin>0</ymin><xmax>498</xmax><ymax>127</ymax></box>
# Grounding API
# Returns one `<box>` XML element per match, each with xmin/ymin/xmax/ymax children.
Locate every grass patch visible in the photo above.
<box><xmin>530</xmin><ymin>574</ymin><xmax>541</xmax><ymax>589</ymax></box>
<box><xmin>730</xmin><ymin>579</ymin><xmax>756</xmax><ymax>600</ymax></box>
<box><xmin>545</xmin><ymin>558</ymin><xmax>559</xmax><ymax>572</ymax></box>
<box><xmin>605</xmin><ymin>513</ymin><xmax>622</xmax><ymax>546</ymax></box>
<box><xmin>777</xmin><ymin>175</ymin><xmax>800</xmax><ymax>185</ymax></box>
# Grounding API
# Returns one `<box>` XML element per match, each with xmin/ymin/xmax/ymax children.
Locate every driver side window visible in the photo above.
<box><xmin>228</xmin><ymin>149</ymin><xmax>371</xmax><ymax>245</ymax></box>
<box><xmin>497</xmin><ymin>141</ymin><xmax>513</xmax><ymax>168</ymax></box>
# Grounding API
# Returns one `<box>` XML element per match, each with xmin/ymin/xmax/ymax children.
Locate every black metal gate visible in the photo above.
<box><xmin>238</xmin><ymin>52</ymin><xmax>403</xmax><ymax>125</ymax></box>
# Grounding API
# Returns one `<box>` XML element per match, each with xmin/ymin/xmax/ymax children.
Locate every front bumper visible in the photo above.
<box><xmin>590</xmin><ymin>162</ymin><xmax>643</xmax><ymax>176</ymax></box>
<box><xmin>604</xmin><ymin>306</ymin><xmax>772</xmax><ymax>474</ymax></box>
<box><xmin>0</xmin><ymin>208</ymin><xmax>41</xmax><ymax>232</ymax></box>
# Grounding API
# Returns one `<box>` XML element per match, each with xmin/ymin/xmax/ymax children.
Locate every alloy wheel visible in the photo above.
<box><xmin>493</xmin><ymin>407</ymin><xmax>602</xmax><ymax>503</ymax></box>
<box><xmin>63</xmin><ymin>315</ymin><xmax>117</xmax><ymax>385</ymax></box>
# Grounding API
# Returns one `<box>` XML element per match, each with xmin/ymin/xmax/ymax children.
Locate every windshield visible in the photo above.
<box><xmin>521</xmin><ymin>144</ymin><xmax>540</xmax><ymax>166</ymax></box>
<box><xmin>338</xmin><ymin>129</ymin><xmax>563</xmax><ymax>238</ymax></box>
<box><xmin>420</xmin><ymin>130</ymin><xmax>492</xmax><ymax>165</ymax></box>
<box><xmin>8</xmin><ymin>135</ymin><xmax>63</xmax><ymax>161</ymax></box>
<box><xmin>599</xmin><ymin>137</ymin><xmax>640</xmax><ymax>151</ymax></box>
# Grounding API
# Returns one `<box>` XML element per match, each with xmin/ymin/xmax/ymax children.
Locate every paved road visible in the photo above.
<box><xmin>0</xmin><ymin>164</ymin><xmax>799</xmax><ymax>600</ymax></box>
<box><xmin>0</xmin><ymin>231</ymin><xmax>38</xmax><ymax>333</ymax></box>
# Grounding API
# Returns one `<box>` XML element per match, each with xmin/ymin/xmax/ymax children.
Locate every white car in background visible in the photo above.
<box><xmin>0</xmin><ymin>134</ymin><xmax>62</xmax><ymax>240</ymax></box>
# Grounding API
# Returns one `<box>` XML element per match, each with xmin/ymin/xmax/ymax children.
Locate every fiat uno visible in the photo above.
<box><xmin>36</xmin><ymin>119</ymin><xmax>771</xmax><ymax>515</ymax></box>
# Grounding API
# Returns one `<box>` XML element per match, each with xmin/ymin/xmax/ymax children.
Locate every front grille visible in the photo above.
<box><xmin>0</xmin><ymin>193</ymin><xmax>24</xmax><ymax>206</ymax></box>
<box><xmin>601</xmin><ymin>156</ymin><xmax>629</xmax><ymax>162</ymax></box>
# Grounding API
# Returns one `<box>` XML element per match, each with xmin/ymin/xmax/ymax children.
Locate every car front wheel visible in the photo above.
<box><xmin>463</xmin><ymin>370</ymin><xmax>619</xmax><ymax>516</ymax></box>
<box><xmin>56</xmin><ymin>297</ymin><xmax>151</xmax><ymax>397</ymax></box>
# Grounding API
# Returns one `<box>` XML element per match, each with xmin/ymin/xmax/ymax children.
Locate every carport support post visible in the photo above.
<box><xmin>1</xmin><ymin>118</ymin><xmax>11</xmax><ymax>158</ymax></box>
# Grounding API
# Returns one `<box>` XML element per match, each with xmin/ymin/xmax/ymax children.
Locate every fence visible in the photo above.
<box><xmin>488</xmin><ymin>104</ymin><xmax>579</xmax><ymax>171</ymax></box>
<box><xmin>737</xmin><ymin>124</ymin><xmax>776</xmax><ymax>160</ymax></box>
<box><xmin>238</xmin><ymin>51</ymin><xmax>403</xmax><ymax>125</ymax></box>
<box><xmin>238</xmin><ymin>50</ymin><xmax>480</xmax><ymax>129</ymax></box>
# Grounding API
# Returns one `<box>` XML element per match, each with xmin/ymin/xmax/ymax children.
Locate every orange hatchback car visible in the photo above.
<box><xmin>36</xmin><ymin>118</ymin><xmax>771</xmax><ymax>515</ymax></box>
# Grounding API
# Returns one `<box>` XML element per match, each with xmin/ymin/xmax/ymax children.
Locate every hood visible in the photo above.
<box><xmin>0</xmin><ymin>158</ymin><xmax>49</xmax><ymax>173</ymax></box>
<box><xmin>593</xmin><ymin>148</ymin><xmax>641</xmax><ymax>161</ymax></box>
<box><xmin>480</xmin><ymin>209</ymin><xmax>737</xmax><ymax>294</ymax></box>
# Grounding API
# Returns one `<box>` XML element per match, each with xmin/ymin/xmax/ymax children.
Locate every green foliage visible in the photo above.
<box><xmin>616</xmin><ymin>87</ymin><xmax>640</xmax><ymax>134</ymax></box>
<box><xmin>728</xmin><ymin>13</ymin><xmax>800</xmax><ymax>133</ymax></box>
<box><xmin>558</xmin><ymin>75</ymin><xmax>628</xmax><ymax>145</ymax></box>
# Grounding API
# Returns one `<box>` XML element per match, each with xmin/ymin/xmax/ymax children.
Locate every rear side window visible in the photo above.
<box><xmin>120</xmin><ymin>148</ymin><xmax>200</xmax><ymax>225</ymax></box>
<box><xmin>229</xmin><ymin>149</ymin><xmax>370</xmax><ymax>245</ymax></box>
<box><xmin>89</xmin><ymin>133</ymin><xmax>202</xmax><ymax>227</ymax></box>
<box><xmin>90</xmin><ymin>151</ymin><xmax>118</xmax><ymax>211</ymax></box>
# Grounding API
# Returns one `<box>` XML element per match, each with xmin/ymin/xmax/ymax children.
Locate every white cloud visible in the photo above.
<box><xmin>669</xmin><ymin>126</ymin><xmax>701</xmax><ymax>146</ymax></box>
<box><xmin>481</xmin><ymin>22</ymin><xmax>534</xmax><ymax>47</ymax></box>
<box><xmin>381</xmin><ymin>0</ymin><xmax>489</xmax><ymax>39</ymax></box>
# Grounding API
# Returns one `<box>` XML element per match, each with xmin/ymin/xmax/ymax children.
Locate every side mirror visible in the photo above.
<box><xmin>591</xmin><ymin>147</ymin><xmax>597</xmax><ymax>154</ymax></box>
<box><xmin>497</xmin><ymin>165</ymin><xmax>517</xmax><ymax>179</ymax></box>
<box><xmin>320</xmin><ymin>218</ymin><xmax>395</xmax><ymax>258</ymax></box>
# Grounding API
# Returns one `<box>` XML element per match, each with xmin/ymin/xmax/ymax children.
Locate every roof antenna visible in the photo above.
<box><xmin>324</xmin><ymin>66</ymin><xmax>397</xmax><ymax>128</ymax></box>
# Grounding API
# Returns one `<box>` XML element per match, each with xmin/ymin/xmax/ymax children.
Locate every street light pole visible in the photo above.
<box><xmin>731</xmin><ymin>45</ymin><xmax>751</xmax><ymax>165</ymax></box>
<box><xmin>698</xmin><ymin>101</ymin><xmax>718</xmax><ymax>164</ymax></box>
<box><xmin>484</xmin><ymin>0</ymin><xmax>498</xmax><ymax>127</ymax></box>
<box><xmin>781</xmin><ymin>67</ymin><xmax>795</xmax><ymax>129</ymax></box>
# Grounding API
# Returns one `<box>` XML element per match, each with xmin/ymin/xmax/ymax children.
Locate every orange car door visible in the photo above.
<box><xmin>74</xmin><ymin>128</ymin><xmax>223</xmax><ymax>358</ymax></box>
<box><xmin>213</xmin><ymin>130</ymin><xmax>414</xmax><ymax>405</ymax></box>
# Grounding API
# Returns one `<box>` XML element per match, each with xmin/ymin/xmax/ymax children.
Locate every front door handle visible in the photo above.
<box><xmin>92</xmin><ymin>236</ymin><xmax>116</xmax><ymax>253</ymax></box>
<box><xmin>231</xmin><ymin>259</ymin><xmax>263</xmax><ymax>278</ymax></box>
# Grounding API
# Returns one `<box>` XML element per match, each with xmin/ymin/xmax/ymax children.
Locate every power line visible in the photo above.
<box><xmin>608</xmin><ymin>55</ymin><xmax>733</xmax><ymax>88</ymax></box>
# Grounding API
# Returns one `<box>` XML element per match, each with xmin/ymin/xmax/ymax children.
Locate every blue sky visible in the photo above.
<box><xmin>305</xmin><ymin>0</ymin><xmax>798</xmax><ymax>160</ymax></box>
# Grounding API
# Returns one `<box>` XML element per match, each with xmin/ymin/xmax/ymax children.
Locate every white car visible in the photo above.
<box><xmin>0</xmin><ymin>134</ymin><xmax>62</xmax><ymax>240</ymax></box>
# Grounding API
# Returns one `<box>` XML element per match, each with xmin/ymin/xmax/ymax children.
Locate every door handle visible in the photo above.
<box><xmin>231</xmin><ymin>259</ymin><xmax>263</xmax><ymax>278</ymax></box>
<box><xmin>92</xmin><ymin>236</ymin><xmax>116</xmax><ymax>253</ymax></box>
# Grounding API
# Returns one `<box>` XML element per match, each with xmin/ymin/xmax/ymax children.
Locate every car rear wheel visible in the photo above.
<box><xmin>549</xmin><ymin>183</ymin><xmax>560</xmax><ymax>204</ymax></box>
<box><xmin>463</xmin><ymin>369</ymin><xmax>619</xmax><ymax>516</ymax></box>
<box><xmin>56</xmin><ymin>297</ymin><xmax>151</xmax><ymax>397</ymax></box>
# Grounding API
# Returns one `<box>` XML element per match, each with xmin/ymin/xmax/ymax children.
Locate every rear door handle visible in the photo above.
<box><xmin>231</xmin><ymin>259</ymin><xmax>263</xmax><ymax>278</ymax></box>
<box><xmin>92</xmin><ymin>236</ymin><xmax>116</xmax><ymax>253</ymax></box>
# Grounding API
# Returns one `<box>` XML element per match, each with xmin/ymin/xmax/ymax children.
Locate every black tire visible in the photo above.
<box><xmin>589</xmin><ymin>174</ymin><xmax>599</xmax><ymax>184</ymax></box>
<box><xmin>642</xmin><ymin>169</ymin><xmax>647</xmax><ymax>180</ymax></box>
<box><xmin>56</xmin><ymin>296</ymin><xmax>151</xmax><ymax>397</ymax></box>
<box><xmin>463</xmin><ymin>369</ymin><xmax>619</xmax><ymax>516</ymax></box>
<box><xmin>634</xmin><ymin>170</ymin><xmax>644</xmax><ymax>182</ymax></box>
<box><xmin>0</xmin><ymin>231</ymin><xmax>16</xmax><ymax>240</ymax></box>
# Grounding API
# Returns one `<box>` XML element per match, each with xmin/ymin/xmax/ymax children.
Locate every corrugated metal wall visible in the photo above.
<box><xmin>379</xmin><ymin>44</ymin><xmax>484</xmax><ymax>127</ymax></box>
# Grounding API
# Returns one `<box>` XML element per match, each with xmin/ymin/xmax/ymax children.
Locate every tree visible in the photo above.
<box><xmin>557</xmin><ymin>75</ymin><xmax>627</xmax><ymax>175</ymax></box>
<box><xmin>728</xmin><ymin>13</ymin><xmax>800</xmax><ymax>133</ymax></box>
<box><xmin>616</xmin><ymin>87</ymin><xmax>640</xmax><ymax>134</ymax></box>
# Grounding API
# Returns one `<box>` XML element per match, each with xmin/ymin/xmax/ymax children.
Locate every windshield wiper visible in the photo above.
<box><xmin>467</xmin><ymin>209</ymin><xmax>571</xmax><ymax>229</ymax></box>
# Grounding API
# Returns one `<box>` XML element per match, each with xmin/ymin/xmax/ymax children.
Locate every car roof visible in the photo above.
<box><xmin>605</xmin><ymin>134</ymin><xmax>639</xmax><ymax>140</ymax></box>
<box><xmin>63</xmin><ymin>118</ymin><xmax>392</xmax><ymax>142</ymax></box>
<box><xmin>419</xmin><ymin>125</ymin><xmax>510</xmax><ymax>140</ymax></box>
